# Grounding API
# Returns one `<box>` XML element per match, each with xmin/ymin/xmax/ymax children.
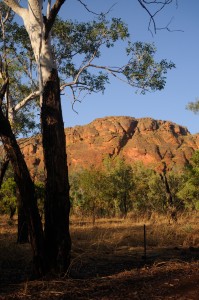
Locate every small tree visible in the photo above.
<box><xmin>0</xmin><ymin>177</ymin><xmax>17</xmax><ymax>219</ymax></box>
<box><xmin>73</xmin><ymin>168</ymin><xmax>107</xmax><ymax>225</ymax></box>
<box><xmin>131</xmin><ymin>163</ymin><xmax>184</xmax><ymax>218</ymax></box>
<box><xmin>130</xmin><ymin>163</ymin><xmax>155</xmax><ymax>215</ymax></box>
<box><xmin>104</xmin><ymin>158</ymin><xmax>134</xmax><ymax>218</ymax></box>
<box><xmin>178</xmin><ymin>151</ymin><xmax>199</xmax><ymax>210</ymax></box>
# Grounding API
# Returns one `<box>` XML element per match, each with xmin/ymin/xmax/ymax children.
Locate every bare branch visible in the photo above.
<box><xmin>14</xmin><ymin>90</ymin><xmax>40</xmax><ymax>112</ymax></box>
<box><xmin>77</xmin><ymin>0</ymin><xmax>117</xmax><ymax>16</ymax></box>
<box><xmin>77</xmin><ymin>0</ymin><xmax>101</xmax><ymax>16</ymax></box>
<box><xmin>70</xmin><ymin>86</ymin><xmax>80</xmax><ymax>114</ymax></box>
<box><xmin>137</xmin><ymin>0</ymin><xmax>179</xmax><ymax>35</ymax></box>
<box><xmin>157</xmin><ymin>17</ymin><xmax>184</xmax><ymax>32</ymax></box>
<box><xmin>68</xmin><ymin>85</ymin><xmax>91</xmax><ymax>114</ymax></box>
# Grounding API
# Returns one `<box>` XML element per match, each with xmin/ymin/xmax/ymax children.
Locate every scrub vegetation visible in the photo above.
<box><xmin>0</xmin><ymin>151</ymin><xmax>199</xmax><ymax>298</ymax></box>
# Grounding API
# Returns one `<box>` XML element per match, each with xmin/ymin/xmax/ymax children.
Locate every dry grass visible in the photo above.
<box><xmin>0</xmin><ymin>213</ymin><xmax>199</xmax><ymax>299</ymax></box>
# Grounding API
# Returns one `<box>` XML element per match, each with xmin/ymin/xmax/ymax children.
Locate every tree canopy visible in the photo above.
<box><xmin>0</xmin><ymin>1</ymin><xmax>175</xmax><ymax>127</ymax></box>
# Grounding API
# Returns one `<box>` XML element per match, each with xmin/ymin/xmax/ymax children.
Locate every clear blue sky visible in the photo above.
<box><xmin>59</xmin><ymin>0</ymin><xmax>199</xmax><ymax>134</ymax></box>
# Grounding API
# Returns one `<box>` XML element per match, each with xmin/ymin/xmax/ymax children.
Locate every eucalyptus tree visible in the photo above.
<box><xmin>0</xmin><ymin>3</ymin><xmax>45</xmax><ymax>273</ymax></box>
<box><xmin>1</xmin><ymin>0</ymin><xmax>176</xmax><ymax>275</ymax></box>
<box><xmin>0</xmin><ymin>4</ymin><xmax>41</xmax><ymax>243</ymax></box>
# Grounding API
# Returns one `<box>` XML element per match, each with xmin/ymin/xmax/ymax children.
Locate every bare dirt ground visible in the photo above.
<box><xmin>0</xmin><ymin>215</ymin><xmax>199</xmax><ymax>299</ymax></box>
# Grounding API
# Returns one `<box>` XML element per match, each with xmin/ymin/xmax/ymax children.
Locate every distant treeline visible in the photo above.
<box><xmin>1</xmin><ymin>151</ymin><xmax>199</xmax><ymax>222</ymax></box>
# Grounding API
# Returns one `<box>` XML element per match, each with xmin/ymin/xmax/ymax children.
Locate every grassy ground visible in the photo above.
<box><xmin>0</xmin><ymin>213</ymin><xmax>199</xmax><ymax>299</ymax></box>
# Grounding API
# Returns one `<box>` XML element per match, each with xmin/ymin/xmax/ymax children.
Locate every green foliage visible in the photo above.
<box><xmin>0</xmin><ymin>2</ymin><xmax>39</xmax><ymax>136</ymax></box>
<box><xmin>52</xmin><ymin>16</ymin><xmax>130</xmax><ymax>94</ymax></box>
<box><xmin>130</xmin><ymin>163</ymin><xmax>158</xmax><ymax>212</ymax></box>
<box><xmin>125</xmin><ymin>42</ymin><xmax>175</xmax><ymax>93</ymax></box>
<box><xmin>0</xmin><ymin>4</ymin><xmax>174</xmax><ymax>138</ymax></box>
<box><xmin>131</xmin><ymin>163</ymin><xmax>184</xmax><ymax>214</ymax></box>
<box><xmin>0</xmin><ymin>177</ymin><xmax>17</xmax><ymax>217</ymax></box>
<box><xmin>0</xmin><ymin>176</ymin><xmax>45</xmax><ymax>217</ymax></box>
<box><xmin>52</xmin><ymin>15</ymin><xmax>174</xmax><ymax>98</ymax></box>
<box><xmin>69</xmin><ymin>168</ymin><xmax>107</xmax><ymax>223</ymax></box>
<box><xmin>104</xmin><ymin>158</ymin><xmax>134</xmax><ymax>217</ymax></box>
<box><xmin>186</xmin><ymin>98</ymin><xmax>199</xmax><ymax>114</ymax></box>
<box><xmin>69</xmin><ymin>159</ymin><xmax>186</xmax><ymax>219</ymax></box>
<box><xmin>178</xmin><ymin>151</ymin><xmax>199</xmax><ymax>210</ymax></box>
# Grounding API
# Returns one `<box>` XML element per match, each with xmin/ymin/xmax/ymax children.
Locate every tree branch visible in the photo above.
<box><xmin>45</xmin><ymin>0</ymin><xmax>66</xmax><ymax>39</ymax></box>
<box><xmin>14</xmin><ymin>90</ymin><xmax>40</xmax><ymax>112</ymax></box>
<box><xmin>77</xmin><ymin>0</ymin><xmax>101</xmax><ymax>16</ymax></box>
<box><xmin>60</xmin><ymin>50</ymin><xmax>98</xmax><ymax>90</ymax></box>
<box><xmin>3</xmin><ymin>0</ymin><xmax>27</xmax><ymax>18</ymax></box>
<box><xmin>0</xmin><ymin>6</ymin><xmax>11</xmax><ymax>25</ymax></box>
<box><xmin>77</xmin><ymin>0</ymin><xmax>117</xmax><ymax>16</ymax></box>
<box><xmin>0</xmin><ymin>78</ymin><xmax>9</xmax><ymax>105</ymax></box>
<box><xmin>137</xmin><ymin>0</ymin><xmax>178</xmax><ymax>35</ymax></box>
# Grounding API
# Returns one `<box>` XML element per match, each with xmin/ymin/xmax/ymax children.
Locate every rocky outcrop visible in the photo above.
<box><xmin>17</xmin><ymin>116</ymin><xmax>199</xmax><ymax>178</ymax></box>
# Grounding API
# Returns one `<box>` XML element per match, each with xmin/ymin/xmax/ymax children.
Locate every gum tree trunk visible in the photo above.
<box><xmin>41</xmin><ymin>68</ymin><xmax>71</xmax><ymax>272</ymax></box>
<box><xmin>16</xmin><ymin>184</ymin><xmax>29</xmax><ymax>243</ymax></box>
<box><xmin>0</xmin><ymin>106</ymin><xmax>45</xmax><ymax>275</ymax></box>
<box><xmin>3</xmin><ymin>0</ymin><xmax>71</xmax><ymax>273</ymax></box>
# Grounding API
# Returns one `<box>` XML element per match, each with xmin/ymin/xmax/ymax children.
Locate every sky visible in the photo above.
<box><xmin>57</xmin><ymin>0</ymin><xmax>199</xmax><ymax>134</ymax></box>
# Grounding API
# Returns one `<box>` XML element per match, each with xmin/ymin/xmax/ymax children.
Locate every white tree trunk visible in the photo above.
<box><xmin>4</xmin><ymin>0</ymin><xmax>55</xmax><ymax>90</ymax></box>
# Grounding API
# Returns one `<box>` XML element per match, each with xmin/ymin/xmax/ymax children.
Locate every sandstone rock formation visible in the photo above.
<box><xmin>16</xmin><ymin>116</ymin><xmax>199</xmax><ymax>179</ymax></box>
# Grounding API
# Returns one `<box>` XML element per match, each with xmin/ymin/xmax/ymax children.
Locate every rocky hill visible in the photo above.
<box><xmin>18</xmin><ymin>116</ymin><xmax>199</xmax><ymax>179</ymax></box>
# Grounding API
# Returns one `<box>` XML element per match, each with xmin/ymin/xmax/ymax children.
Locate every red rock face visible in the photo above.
<box><xmin>17</xmin><ymin>116</ymin><xmax>199</xmax><ymax>178</ymax></box>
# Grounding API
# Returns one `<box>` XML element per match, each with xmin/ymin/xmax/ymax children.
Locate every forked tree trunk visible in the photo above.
<box><xmin>3</xmin><ymin>0</ymin><xmax>71</xmax><ymax>274</ymax></box>
<box><xmin>41</xmin><ymin>68</ymin><xmax>71</xmax><ymax>272</ymax></box>
<box><xmin>0</xmin><ymin>108</ymin><xmax>45</xmax><ymax>275</ymax></box>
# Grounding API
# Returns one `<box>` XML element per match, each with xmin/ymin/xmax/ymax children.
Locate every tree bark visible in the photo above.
<box><xmin>0</xmin><ymin>108</ymin><xmax>45</xmax><ymax>275</ymax></box>
<box><xmin>160</xmin><ymin>173</ymin><xmax>177</xmax><ymax>222</ymax></box>
<box><xmin>41</xmin><ymin>68</ymin><xmax>71</xmax><ymax>273</ymax></box>
<box><xmin>3</xmin><ymin>0</ymin><xmax>71</xmax><ymax>274</ymax></box>
<box><xmin>16</xmin><ymin>184</ymin><xmax>29</xmax><ymax>244</ymax></box>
